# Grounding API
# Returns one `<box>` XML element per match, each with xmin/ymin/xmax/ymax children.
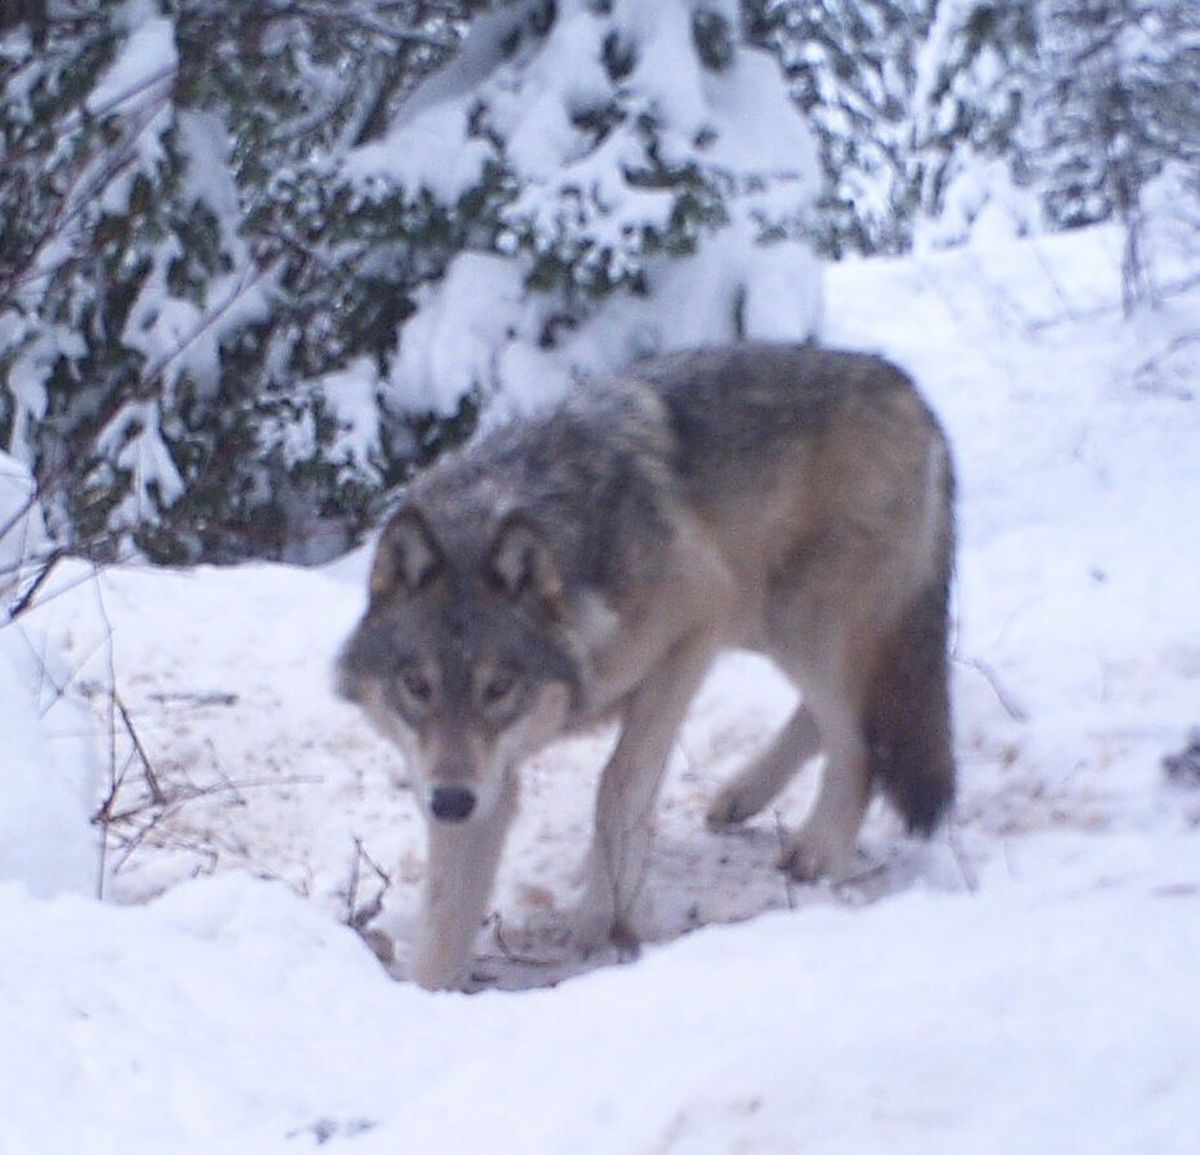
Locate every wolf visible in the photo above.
<box><xmin>337</xmin><ymin>343</ymin><xmax>956</xmax><ymax>991</ymax></box>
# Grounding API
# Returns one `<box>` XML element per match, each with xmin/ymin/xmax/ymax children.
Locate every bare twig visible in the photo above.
<box><xmin>114</xmin><ymin>693</ymin><xmax>165</xmax><ymax>805</ymax></box>
<box><xmin>97</xmin><ymin>772</ymin><xmax>322</xmax><ymax>828</ymax></box>
<box><xmin>4</xmin><ymin>548</ymin><xmax>64</xmax><ymax>620</ymax></box>
<box><xmin>147</xmin><ymin>690</ymin><xmax>239</xmax><ymax>708</ymax></box>
<box><xmin>958</xmin><ymin>655</ymin><xmax>1030</xmax><ymax>724</ymax></box>
<box><xmin>947</xmin><ymin>813</ymin><xmax>979</xmax><ymax>895</ymax></box>
<box><xmin>773</xmin><ymin>809</ymin><xmax>797</xmax><ymax>910</ymax></box>
<box><xmin>96</xmin><ymin>771</ymin><xmax>323</xmax><ymax>889</ymax></box>
<box><xmin>344</xmin><ymin>835</ymin><xmax>391</xmax><ymax>930</ymax></box>
<box><xmin>488</xmin><ymin>912</ymin><xmax>551</xmax><ymax>967</ymax></box>
<box><xmin>103</xmin><ymin>798</ymin><xmax>187</xmax><ymax>876</ymax></box>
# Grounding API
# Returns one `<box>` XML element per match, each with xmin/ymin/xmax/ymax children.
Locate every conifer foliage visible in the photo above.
<box><xmin>1030</xmin><ymin>0</ymin><xmax>1200</xmax><ymax>313</ymax></box>
<box><xmin>1</xmin><ymin>1</ymin><xmax>1197</xmax><ymax>564</ymax></box>
<box><xmin>1</xmin><ymin>0</ymin><xmax>477</xmax><ymax>563</ymax></box>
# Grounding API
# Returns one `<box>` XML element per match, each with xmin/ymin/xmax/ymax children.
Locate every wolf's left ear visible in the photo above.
<box><xmin>487</xmin><ymin>514</ymin><xmax>566</xmax><ymax>620</ymax></box>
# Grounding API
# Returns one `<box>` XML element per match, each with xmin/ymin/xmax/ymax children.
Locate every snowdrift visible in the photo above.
<box><xmin>2</xmin><ymin>227</ymin><xmax>1198</xmax><ymax>1152</ymax></box>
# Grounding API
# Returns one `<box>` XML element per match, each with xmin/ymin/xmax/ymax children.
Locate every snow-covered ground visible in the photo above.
<box><xmin>3</xmin><ymin>225</ymin><xmax>1199</xmax><ymax>1152</ymax></box>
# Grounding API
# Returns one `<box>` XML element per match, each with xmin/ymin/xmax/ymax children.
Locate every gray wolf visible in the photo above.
<box><xmin>337</xmin><ymin>343</ymin><xmax>956</xmax><ymax>990</ymax></box>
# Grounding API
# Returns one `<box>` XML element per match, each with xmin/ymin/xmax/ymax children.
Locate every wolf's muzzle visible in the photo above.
<box><xmin>429</xmin><ymin>784</ymin><xmax>477</xmax><ymax>822</ymax></box>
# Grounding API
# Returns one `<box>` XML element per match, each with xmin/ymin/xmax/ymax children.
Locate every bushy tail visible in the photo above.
<box><xmin>865</xmin><ymin>578</ymin><xmax>956</xmax><ymax>836</ymax></box>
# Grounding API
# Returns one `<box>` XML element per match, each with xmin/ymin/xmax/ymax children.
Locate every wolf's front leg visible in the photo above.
<box><xmin>411</xmin><ymin>771</ymin><xmax>518</xmax><ymax>991</ymax></box>
<box><xmin>573</xmin><ymin>630</ymin><xmax>718</xmax><ymax>954</ymax></box>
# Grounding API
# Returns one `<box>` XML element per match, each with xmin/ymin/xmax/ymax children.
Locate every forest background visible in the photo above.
<box><xmin>3</xmin><ymin>0</ymin><xmax>1197</xmax><ymax>568</ymax></box>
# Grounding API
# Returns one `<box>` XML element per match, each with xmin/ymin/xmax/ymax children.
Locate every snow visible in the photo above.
<box><xmin>391</xmin><ymin>254</ymin><xmax>532</xmax><ymax>417</ymax></box>
<box><xmin>0</xmin><ymin>455</ymin><xmax>99</xmax><ymax>898</ymax></box>
<box><xmin>2</xmin><ymin>223</ymin><xmax>1199</xmax><ymax>1151</ymax></box>
<box><xmin>357</xmin><ymin>0</ymin><xmax>823</xmax><ymax>426</ymax></box>
<box><xmin>0</xmin><ymin>627</ymin><xmax>100</xmax><ymax>898</ymax></box>
<box><xmin>395</xmin><ymin>222</ymin><xmax>823</xmax><ymax>420</ymax></box>
<box><xmin>4</xmin><ymin>840</ymin><xmax>1197</xmax><ymax>1155</ymax></box>
<box><xmin>85</xmin><ymin>5</ymin><xmax>176</xmax><ymax>119</ymax></box>
<box><xmin>344</xmin><ymin>98</ymin><xmax>492</xmax><ymax>207</ymax></box>
<box><xmin>0</xmin><ymin>450</ymin><xmax>45</xmax><ymax>586</ymax></box>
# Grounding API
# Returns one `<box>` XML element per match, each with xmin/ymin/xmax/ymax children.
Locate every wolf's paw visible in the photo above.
<box><xmin>705</xmin><ymin>784</ymin><xmax>759</xmax><ymax>829</ymax></box>
<box><xmin>778</xmin><ymin>826</ymin><xmax>857</xmax><ymax>884</ymax></box>
<box><xmin>563</xmin><ymin>886</ymin><xmax>641</xmax><ymax>962</ymax></box>
<box><xmin>564</xmin><ymin>899</ymin><xmax>617</xmax><ymax>958</ymax></box>
<box><xmin>570</xmin><ymin>914</ymin><xmax>641</xmax><ymax>962</ymax></box>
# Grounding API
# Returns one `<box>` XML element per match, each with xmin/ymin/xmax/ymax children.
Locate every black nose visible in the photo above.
<box><xmin>429</xmin><ymin>785</ymin><xmax>477</xmax><ymax>822</ymax></box>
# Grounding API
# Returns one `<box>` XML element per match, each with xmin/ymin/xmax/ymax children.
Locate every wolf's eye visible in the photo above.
<box><xmin>398</xmin><ymin>669</ymin><xmax>434</xmax><ymax>704</ymax></box>
<box><xmin>480</xmin><ymin>669</ymin><xmax>519</xmax><ymax>707</ymax></box>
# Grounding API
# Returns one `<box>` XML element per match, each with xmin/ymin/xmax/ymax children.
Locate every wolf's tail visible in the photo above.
<box><xmin>864</xmin><ymin>566</ymin><xmax>956</xmax><ymax>836</ymax></box>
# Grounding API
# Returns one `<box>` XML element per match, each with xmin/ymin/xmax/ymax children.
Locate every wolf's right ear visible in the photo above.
<box><xmin>369</xmin><ymin>507</ymin><xmax>443</xmax><ymax>601</ymax></box>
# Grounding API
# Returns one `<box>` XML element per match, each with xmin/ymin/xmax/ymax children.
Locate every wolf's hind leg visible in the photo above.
<box><xmin>778</xmin><ymin>693</ymin><xmax>872</xmax><ymax>883</ymax></box>
<box><xmin>706</xmin><ymin>703</ymin><xmax>821</xmax><ymax>828</ymax></box>
<box><xmin>411</xmin><ymin>770</ymin><xmax>518</xmax><ymax>990</ymax></box>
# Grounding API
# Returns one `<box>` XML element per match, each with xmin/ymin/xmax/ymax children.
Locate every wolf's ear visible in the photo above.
<box><xmin>370</xmin><ymin>507</ymin><xmax>443</xmax><ymax>601</ymax></box>
<box><xmin>487</xmin><ymin>513</ymin><xmax>565</xmax><ymax>620</ymax></box>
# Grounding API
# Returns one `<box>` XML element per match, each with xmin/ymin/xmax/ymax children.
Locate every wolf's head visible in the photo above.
<box><xmin>337</xmin><ymin>505</ymin><xmax>580</xmax><ymax>824</ymax></box>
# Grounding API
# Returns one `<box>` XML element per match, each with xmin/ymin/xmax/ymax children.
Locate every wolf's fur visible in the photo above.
<box><xmin>337</xmin><ymin>343</ymin><xmax>956</xmax><ymax>990</ymax></box>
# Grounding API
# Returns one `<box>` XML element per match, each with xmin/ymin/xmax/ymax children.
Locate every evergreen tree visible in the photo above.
<box><xmin>0</xmin><ymin>1</ymin><xmax>476</xmax><ymax>562</ymax></box>
<box><xmin>1032</xmin><ymin>0</ymin><xmax>1200</xmax><ymax>313</ymax></box>
<box><xmin>361</xmin><ymin>0</ymin><xmax>823</xmax><ymax>414</ymax></box>
<box><xmin>7</xmin><ymin>0</ymin><xmax>1193</xmax><ymax>567</ymax></box>
<box><xmin>2</xmin><ymin>0</ymin><xmax>820</xmax><ymax>564</ymax></box>
<box><xmin>749</xmin><ymin>0</ymin><xmax>936</xmax><ymax>256</ymax></box>
<box><xmin>909</xmin><ymin>0</ymin><xmax>1040</xmax><ymax>244</ymax></box>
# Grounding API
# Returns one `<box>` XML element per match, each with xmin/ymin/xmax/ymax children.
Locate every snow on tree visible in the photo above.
<box><xmin>2</xmin><ymin>0</ymin><xmax>819</xmax><ymax>563</ymax></box>
<box><xmin>909</xmin><ymin>0</ymin><xmax>1041</xmax><ymax>247</ymax></box>
<box><xmin>1</xmin><ymin>1</ymin><xmax>474</xmax><ymax>564</ymax></box>
<box><xmin>749</xmin><ymin>0</ymin><xmax>937</xmax><ymax>256</ymax></box>
<box><xmin>351</xmin><ymin>0</ymin><xmax>824</xmax><ymax>422</ymax></box>
<box><xmin>3</xmin><ymin>0</ymin><xmax>1196</xmax><ymax>565</ymax></box>
<box><xmin>1030</xmin><ymin>0</ymin><xmax>1200</xmax><ymax>314</ymax></box>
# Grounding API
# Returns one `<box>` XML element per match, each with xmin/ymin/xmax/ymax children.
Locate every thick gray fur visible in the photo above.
<box><xmin>338</xmin><ymin>342</ymin><xmax>957</xmax><ymax>990</ymax></box>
